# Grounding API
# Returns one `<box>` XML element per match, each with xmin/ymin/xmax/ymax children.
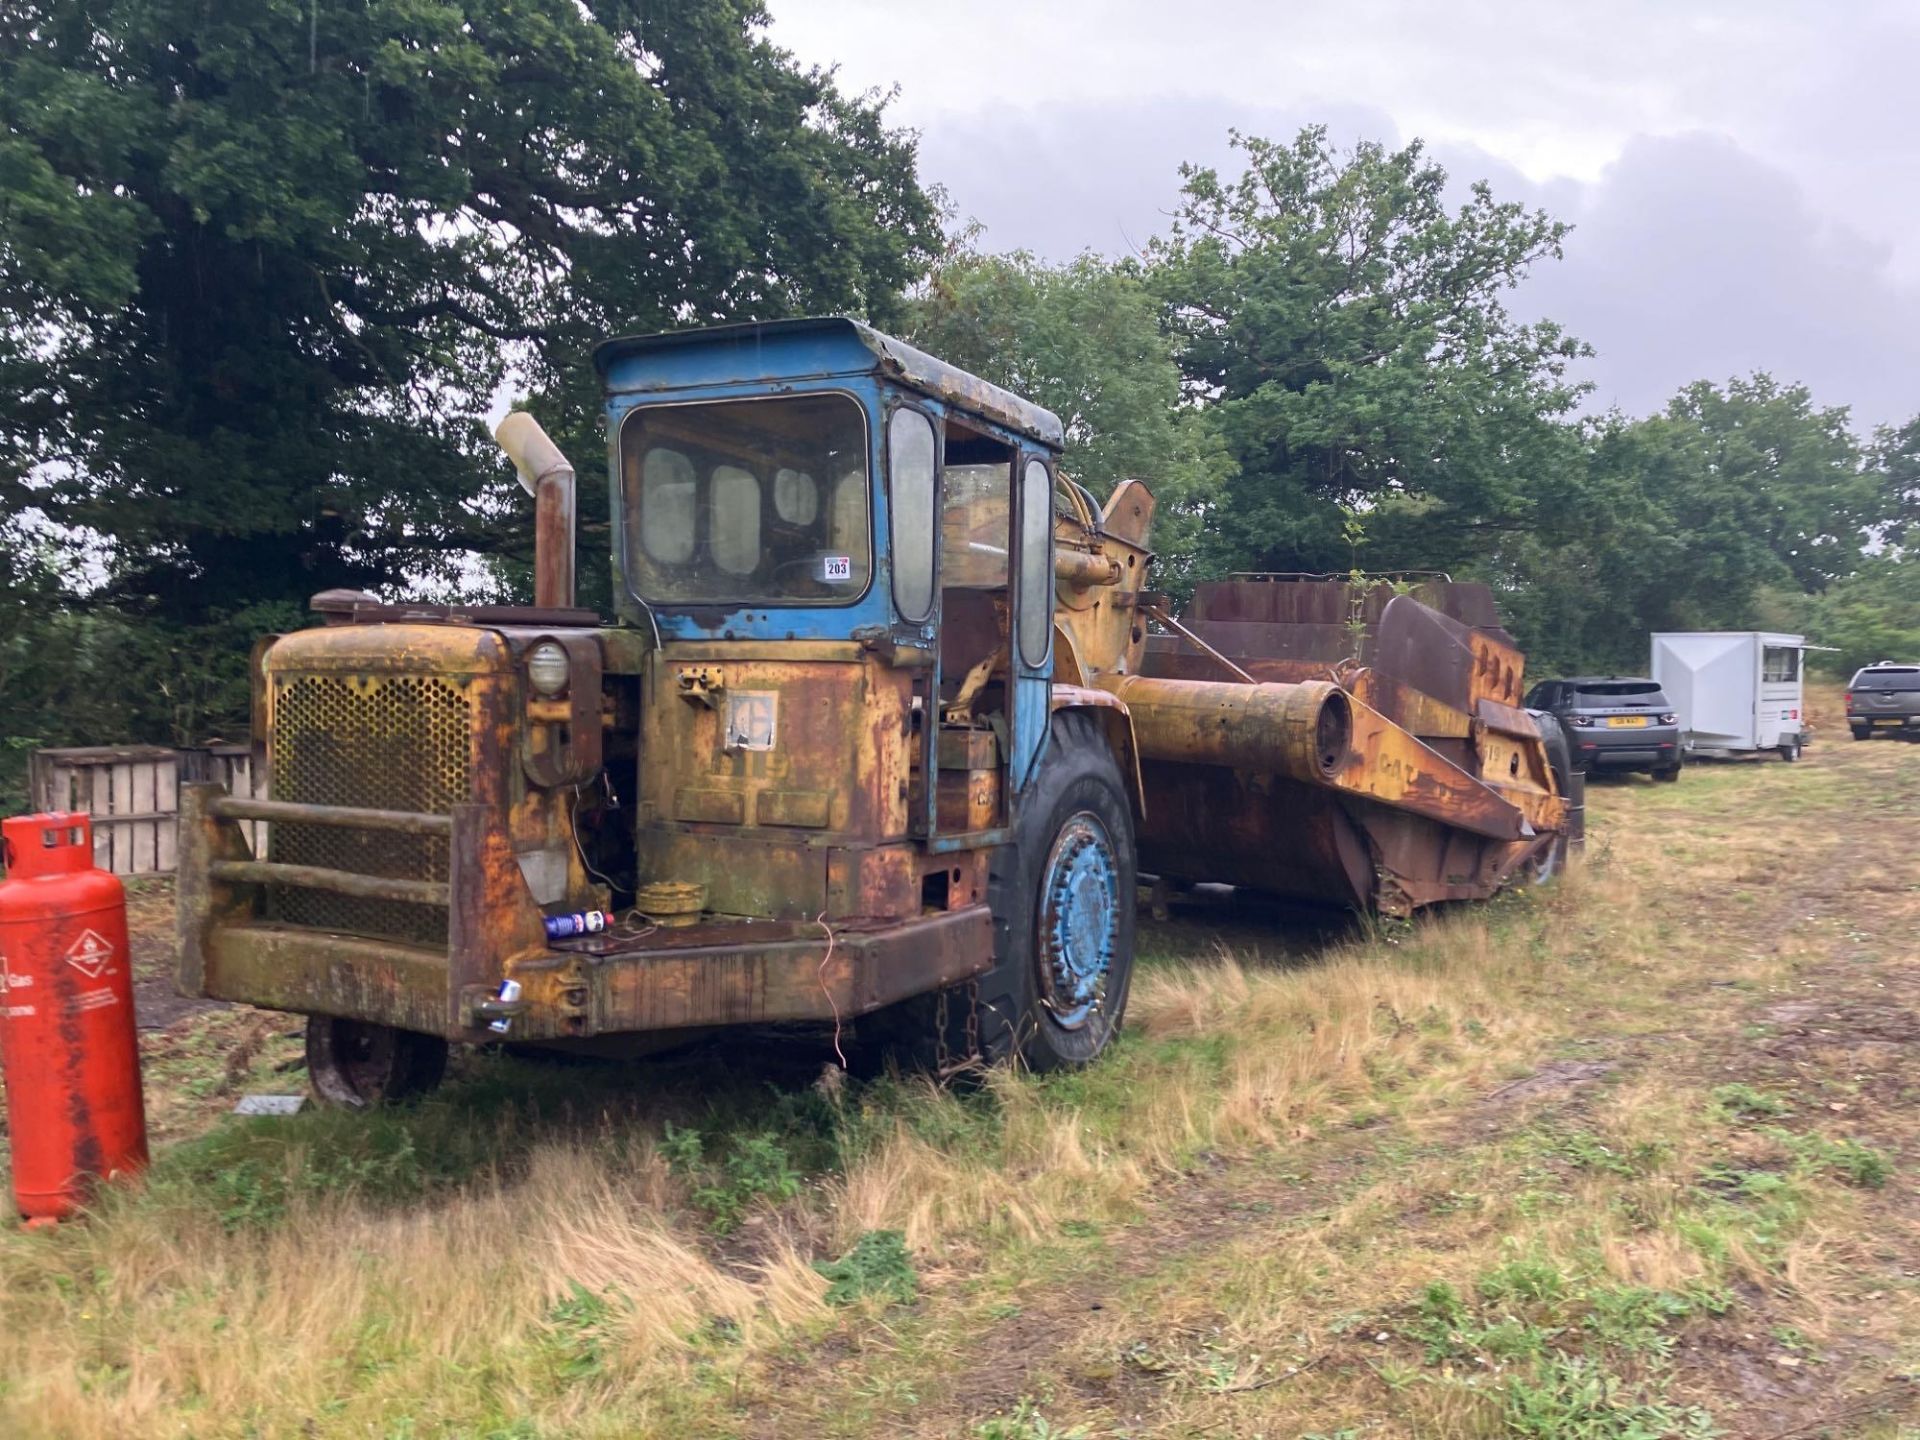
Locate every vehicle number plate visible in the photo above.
<box><xmin>1607</xmin><ymin>716</ymin><xmax>1648</xmax><ymax>728</ymax></box>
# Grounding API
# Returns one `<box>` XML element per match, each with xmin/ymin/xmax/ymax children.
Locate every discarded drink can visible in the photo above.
<box><xmin>542</xmin><ymin>909</ymin><xmax>608</xmax><ymax>940</ymax></box>
<box><xmin>488</xmin><ymin>978</ymin><xmax>522</xmax><ymax>1035</ymax></box>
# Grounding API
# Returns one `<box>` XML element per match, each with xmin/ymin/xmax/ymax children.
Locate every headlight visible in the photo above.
<box><xmin>527</xmin><ymin>641</ymin><xmax>570</xmax><ymax>698</ymax></box>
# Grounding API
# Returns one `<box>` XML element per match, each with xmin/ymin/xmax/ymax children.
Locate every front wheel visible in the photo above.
<box><xmin>306</xmin><ymin>1017</ymin><xmax>448</xmax><ymax>1107</ymax></box>
<box><xmin>865</xmin><ymin>711</ymin><xmax>1137</xmax><ymax>1075</ymax></box>
<box><xmin>977</xmin><ymin>711</ymin><xmax>1138</xmax><ymax>1070</ymax></box>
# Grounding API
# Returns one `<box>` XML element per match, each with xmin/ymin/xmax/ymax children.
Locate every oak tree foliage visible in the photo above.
<box><xmin>1150</xmin><ymin>128</ymin><xmax>1590</xmax><ymax>580</ymax></box>
<box><xmin>0</xmin><ymin>0</ymin><xmax>938</xmax><ymax>623</ymax></box>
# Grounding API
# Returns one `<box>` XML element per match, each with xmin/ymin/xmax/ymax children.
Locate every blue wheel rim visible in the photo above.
<box><xmin>1038</xmin><ymin>811</ymin><xmax>1120</xmax><ymax>1030</ymax></box>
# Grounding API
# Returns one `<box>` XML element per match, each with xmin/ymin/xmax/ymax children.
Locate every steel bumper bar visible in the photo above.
<box><xmin>189</xmin><ymin>906</ymin><xmax>994</xmax><ymax>1041</ymax></box>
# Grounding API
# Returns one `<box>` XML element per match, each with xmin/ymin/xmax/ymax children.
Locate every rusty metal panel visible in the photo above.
<box><xmin>448</xmin><ymin>802</ymin><xmax>550</xmax><ymax>1034</ymax></box>
<box><xmin>1349</xmin><ymin>670</ymin><xmax>1476</xmax><ymax>740</ymax></box>
<box><xmin>1474</xmin><ymin>696</ymin><xmax>1542</xmax><ymax>738</ymax></box>
<box><xmin>638</xmin><ymin>646</ymin><xmax>910</xmax><ymax>847</ymax></box>
<box><xmin>824</xmin><ymin>843</ymin><xmax>922</xmax><ymax>919</ymax></box>
<box><xmin>936</xmin><ymin>768</ymin><xmax>998</xmax><ymax>832</ymax></box>
<box><xmin>563</xmin><ymin>904</ymin><xmax>994</xmax><ymax>1033</ymax></box>
<box><xmin>1332</xmin><ymin>696</ymin><xmax>1524</xmax><ymax>842</ymax></box>
<box><xmin>756</xmin><ymin>790</ymin><xmax>833</xmax><ymax>828</ymax></box>
<box><xmin>634</xmin><ymin>827</ymin><xmax>831</xmax><ymax>918</ymax></box>
<box><xmin>200</xmin><ymin>922</ymin><xmax>452</xmax><ymax>1035</ymax></box>
<box><xmin>175</xmin><ymin>782</ymin><xmax>259</xmax><ymax>998</ymax></box>
<box><xmin>674</xmin><ymin>789</ymin><xmax>748</xmax><ymax>824</ymax></box>
<box><xmin>938</xmin><ymin>729</ymin><xmax>998</xmax><ymax>770</ymax></box>
<box><xmin>1134</xmin><ymin>763</ymin><xmax>1373</xmax><ymax>909</ymax></box>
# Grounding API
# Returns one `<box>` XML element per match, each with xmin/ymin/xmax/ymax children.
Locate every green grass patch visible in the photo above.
<box><xmin>816</xmin><ymin>1230</ymin><xmax>917</xmax><ymax>1307</ymax></box>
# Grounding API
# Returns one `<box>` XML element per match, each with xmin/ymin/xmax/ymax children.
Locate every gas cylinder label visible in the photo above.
<box><xmin>65</xmin><ymin>929</ymin><xmax>115</xmax><ymax>979</ymax></box>
<box><xmin>74</xmin><ymin>989</ymin><xmax>118</xmax><ymax>1012</ymax></box>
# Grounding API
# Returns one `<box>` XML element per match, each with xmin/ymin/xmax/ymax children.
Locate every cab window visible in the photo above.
<box><xmin>1017</xmin><ymin>457</ymin><xmax>1053</xmax><ymax>667</ymax></box>
<box><xmin>888</xmin><ymin>407</ymin><xmax>938</xmax><ymax>622</ymax></box>
<box><xmin>619</xmin><ymin>393</ymin><xmax>871</xmax><ymax>605</ymax></box>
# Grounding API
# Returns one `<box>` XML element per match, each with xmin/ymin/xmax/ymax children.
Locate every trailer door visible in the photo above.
<box><xmin>1757</xmin><ymin>642</ymin><xmax>1803</xmax><ymax>748</ymax></box>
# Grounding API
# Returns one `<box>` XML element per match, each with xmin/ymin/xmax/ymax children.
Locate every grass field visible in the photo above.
<box><xmin>1</xmin><ymin>692</ymin><xmax>1915</xmax><ymax>1438</ymax></box>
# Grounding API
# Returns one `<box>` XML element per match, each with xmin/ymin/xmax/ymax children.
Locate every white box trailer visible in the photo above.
<box><xmin>1651</xmin><ymin>631</ymin><xmax>1812</xmax><ymax>761</ymax></box>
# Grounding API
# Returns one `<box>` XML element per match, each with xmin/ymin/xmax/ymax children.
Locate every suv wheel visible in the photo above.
<box><xmin>1850</xmin><ymin>724</ymin><xmax>1871</xmax><ymax>741</ymax></box>
<box><xmin>1652</xmin><ymin>765</ymin><xmax>1681</xmax><ymax>783</ymax></box>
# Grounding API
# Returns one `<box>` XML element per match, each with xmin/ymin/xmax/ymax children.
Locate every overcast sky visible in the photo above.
<box><xmin>766</xmin><ymin>0</ymin><xmax>1920</xmax><ymax>430</ymax></box>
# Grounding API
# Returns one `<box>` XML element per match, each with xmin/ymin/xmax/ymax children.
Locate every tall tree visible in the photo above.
<box><xmin>1867</xmin><ymin>414</ymin><xmax>1920</xmax><ymax>553</ymax></box>
<box><xmin>1150</xmin><ymin>127</ymin><xmax>1588</xmax><ymax>578</ymax></box>
<box><xmin>1493</xmin><ymin>377</ymin><xmax>1882</xmax><ymax>675</ymax></box>
<box><xmin>0</xmin><ymin>0</ymin><xmax>940</xmax><ymax>627</ymax></box>
<box><xmin>1656</xmin><ymin>375</ymin><xmax>1876</xmax><ymax>593</ymax></box>
<box><xmin>901</xmin><ymin>243</ymin><xmax>1229</xmax><ymax>576</ymax></box>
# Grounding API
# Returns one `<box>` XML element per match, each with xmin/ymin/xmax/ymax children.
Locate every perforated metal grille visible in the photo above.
<box><xmin>268</xmin><ymin>674</ymin><xmax>474</xmax><ymax>944</ymax></box>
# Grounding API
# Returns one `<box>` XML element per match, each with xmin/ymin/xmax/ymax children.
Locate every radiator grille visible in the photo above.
<box><xmin>268</xmin><ymin>674</ymin><xmax>473</xmax><ymax>944</ymax></box>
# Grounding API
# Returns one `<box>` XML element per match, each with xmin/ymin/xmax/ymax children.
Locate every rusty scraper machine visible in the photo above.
<box><xmin>175</xmin><ymin>318</ymin><xmax>1574</xmax><ymax>1103</ymax></box>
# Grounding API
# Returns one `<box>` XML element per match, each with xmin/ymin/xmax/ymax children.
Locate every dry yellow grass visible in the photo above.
<box><xmin>1</xmin><ymin>729</ymin><xmax>1913</xmax><ymax>1437</ymax></box>
<box><xmin>0</xmin><ymin>1140</ymin><xmax>838</xmax><ymax>1438</ymax></box>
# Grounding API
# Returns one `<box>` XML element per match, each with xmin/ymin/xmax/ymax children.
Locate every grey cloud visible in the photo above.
<box><xmin>912</xmin><ymin>96</ymin><xmax>1404</xmax><ymax>260</ymax></box>
<box><xmin>913</xmin><ymin>102</ymin><xmax>1920</xmax><ymax>428</ymax></box>
<box><xmin>1497</xmin><ymin>133</ymin><xmax>1920</xmax><ymax>428</ymax></box>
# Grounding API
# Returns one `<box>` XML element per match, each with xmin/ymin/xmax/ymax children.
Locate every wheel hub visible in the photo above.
<box><xmin>1038</xmin><ymin>812</ymin><xmax>1119</xmax><ymax>1029</ymax></box>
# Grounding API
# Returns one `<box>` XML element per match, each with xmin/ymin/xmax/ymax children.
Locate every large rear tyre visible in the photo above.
<box><xmin>862</xmin><ymin>711</ymin><xmax>1137</xmax><ymax>1074</ymax></box>
<box><xmin>1652</xmin><ymin>765</ymin><xmax>1681</xmax><ymax>783</ymax></box>
<box><xmin>1850</xmin><ymin>725</ymin><xmax>1871</xmax><ymax>741</ymax></box>
<box><xmin>306</xmin><ymin>1017</ymin><xmax>448</xmax><ymax>1107</ymax></box>
<box><xmin>1778</xmin><ymin>739</ymin><xmax>1802</xmax><ymax>762</ymax></box>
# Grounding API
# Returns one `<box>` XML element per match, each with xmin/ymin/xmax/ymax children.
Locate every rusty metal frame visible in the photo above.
<box><xmin>178</xmin><ymin>776</ymin><xmax>1000</xmax><ymax>1041</ymax></box>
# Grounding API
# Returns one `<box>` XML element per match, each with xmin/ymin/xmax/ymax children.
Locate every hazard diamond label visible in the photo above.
<box><xmin>66</xmin><ymin>929</ymin><xmax>114</xmax><ymax>979</ymax></box>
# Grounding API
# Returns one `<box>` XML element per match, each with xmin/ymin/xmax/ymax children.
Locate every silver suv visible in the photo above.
<box><xmin>1847</xmin><ymin>663</ymin><xmax>1920</xmax><ymax>739</ymax></box>
<box><xmin>1524</xmin><ymin>676</ymin><xmax>1683</xmax><ymax>781</ymax></box>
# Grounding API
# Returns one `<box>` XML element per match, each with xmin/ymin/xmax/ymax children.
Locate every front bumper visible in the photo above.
<box><xmin>176</xmin><ymin>784</ymin><xmax>993</xmax><ymax>1042</ymax></box>
<box><xmin>191</xmin><ymin>908</ymin><xmax>993</xmax><ymax>1041</ymax></box>
<box><xmin>1570</xmin><ymin>728</ymin><xmax>1681</xmax><ymax>770</ymax></box>
<box><xmin>1850</xmin><ymin>712</ymin><xmax>1920</xmax><ymax>731</ymax></box>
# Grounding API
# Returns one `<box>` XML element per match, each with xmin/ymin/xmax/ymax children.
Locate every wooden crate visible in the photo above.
<box><xmin>26</xmin><ymin>745</ymin><xmax>267</xmax><ymax>875</ymax></box>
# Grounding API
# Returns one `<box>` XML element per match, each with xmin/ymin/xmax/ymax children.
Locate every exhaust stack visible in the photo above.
<box><xmin>494</xmin><ymin>412</ymin><xmax>576</xmax><ymax>609</ymax></box>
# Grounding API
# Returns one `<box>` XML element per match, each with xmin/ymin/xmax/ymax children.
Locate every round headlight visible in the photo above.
<box><xmin>527</xmin><ymin>641</ymin><xmax>570</xmax><ymax>698</ymax></box>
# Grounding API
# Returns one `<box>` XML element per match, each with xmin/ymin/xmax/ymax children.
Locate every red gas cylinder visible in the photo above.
<box><xmin>0</xmin><ymin>813</ymin><xmax>149</xmax><ymax>1222</ymax></box>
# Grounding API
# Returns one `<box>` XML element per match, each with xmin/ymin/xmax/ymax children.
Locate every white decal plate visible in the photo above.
<box><xmin>725</xmin><ymin>691</ymin><xmax>779</xmax><ymax>752</ymax></box>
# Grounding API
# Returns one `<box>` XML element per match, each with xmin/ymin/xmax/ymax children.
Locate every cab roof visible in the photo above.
<box><xmin>593</xmin><ymin>316</ymin><xmax>1066</xmax><ymax>450</ymax></box>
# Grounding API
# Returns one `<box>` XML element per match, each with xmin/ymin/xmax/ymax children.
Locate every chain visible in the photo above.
<box><xmin>931</xmin><ymin>977</ymin><xmax>983</xmax><ymax>1079</ymax></box>
<box><xmin>964</xmin><ymin>976</ymin><xmax>981</xmax><ymax>1062</ymax></box>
